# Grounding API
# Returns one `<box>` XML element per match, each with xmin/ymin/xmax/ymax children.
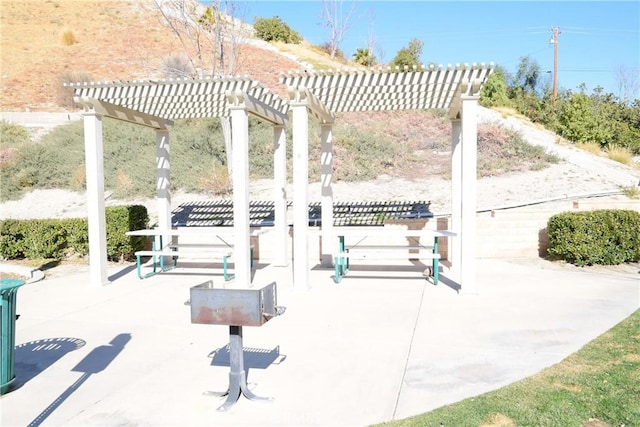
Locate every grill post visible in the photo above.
<box><xmin>204</xmin><ymin>325</ymin><xmax>273</xmax><ymax>411</ymax></box>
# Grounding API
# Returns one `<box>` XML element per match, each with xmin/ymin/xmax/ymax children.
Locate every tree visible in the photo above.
<box><xmin>615</xmin><ymin>65</ymin><xmax>640</xmax><ymax>105</ymax></box>
<box><xmin>389</xmin><ymin>38</ymin><xmax>424</xmax><ymax>70</ymax></box>
<box><xmin>480</xmin><ymin>65</ymin><xmax>511</xmax><ymax>108</ymax></box>
<box><xmin>557</xmin><ymin>92</ymin><xmax>615</xmax><ymax>145</ymax></box>
<box><xmin>320</xmin><ymin>0</ymin><xmax>355</xmax><ymax>59</ymax></box>
<box><xmin>513</xmin><ymin>55</ymin><xmax>541</xmax><ymax>95</ymax></box>
<box><xmin>352</xmin><ymin>48</ymin><xmax>375</xmax><ymax>67</ymax></box>
<box><xmin>254</xmin><ymin>16</ymin><xmax>302</xmax><ymax>43</ymax></box>
<box><xmin>363</xmin><ymin>7</ymin><xmax>382</xmax><ymax>65</ymax></box>
<box><xmin>154</xmin><ymin>0</ymin><xmax>245</xmax><ymax>189</ymax></box>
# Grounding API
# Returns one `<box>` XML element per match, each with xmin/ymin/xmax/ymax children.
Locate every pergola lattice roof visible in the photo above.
<box><xmin>281</xmin><ymin>64</ymin><xmax>493</xmax><ymax>118</ymax></box>
<box><xmin>68</xmin><ymin>65</ymin><xmax>493</xmax><ymax>126</ymax></box>
<box><xmin>67</xmin><ymin>77</ymin><xmax>290</xmax><ymax>121</ymax></box>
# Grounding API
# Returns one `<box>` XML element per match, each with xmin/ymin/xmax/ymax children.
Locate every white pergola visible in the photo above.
<box><xmin>69</xmin><ymin>77</ymin><xmax>290</xmax><ymax>288</ymax></box>
<box><xmin>70</xmin><ymin>64</ymin><xmax>492</xmax><ymax>293</ymax></box>
<box><xmin>281</xmin><ymin>64</ymin><xmax>492</xmax><ymax>293</ymax></box>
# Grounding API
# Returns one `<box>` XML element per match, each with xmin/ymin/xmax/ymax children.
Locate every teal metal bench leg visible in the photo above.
<box><xmin>223</xmin><ymin>255</ymin><xmax>232</xmax><ymax>281</ymax></box>
<box><xmin>333</xmin><ymin>252</ymin><xmax>349</xmax><ymax>284</ymax></box>
<box><xmin>135</xmin><ymin>254</ymin><xmax>162</xmax><ymax>280</ymax></box>
<box><xmin>433</xmin><ymin>258</ymin><xmax>439</xmax><ymax>285</ymax></box>
<box><xmin>333</xmin><ymin>257</ymin><xmax>342</xmax><ymax>283</ymax></box>
<box><xmin>432</xmin><ymin>237</ymin><xmax>439</xmax><ymax>285</ymax></box>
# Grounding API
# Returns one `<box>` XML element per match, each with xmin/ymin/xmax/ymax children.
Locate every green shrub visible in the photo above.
<box><xmin>547</xmin><ymin>210</ymin><xmax>640</xmax><ymax>266</ymax></box>
<box><xmin>0</xmin><ymin>205</ymin><xmax>148</xmax><ymax>262</ymax></box>
<box><xmin>61</xmin><ymin>218</ymin><xmax>89</xmax><ymax>256</ymax></box>
<box><xmin>0</xmin><ymin>120</ymin><xmax>30</xmax><ymax>145</ymax></box>
<box><xmin>0</xmin><ymin>219</ymin><xmax>67</xmax><ymax>259</ymax></box>
<box><xmin>253</xmin><ymin>16</ymin><xmax>302</xmax><ymax>43</ymax></box>
<box><xmin>27</xmin><ymin>220</ymin><xmax>68</xmax><ymax>259</ymax></box>
<box><xmin>0</xmin><ymin>219</ymin><xmax>29</xmax><ymax>258</ymax></box>
<box><xmin>105</xmin><ymin>205</ymin><xmax>149</xmax><ymax>261</ymax></box>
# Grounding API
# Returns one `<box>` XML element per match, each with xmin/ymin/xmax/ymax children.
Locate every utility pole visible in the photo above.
<box><xmin>550</xmin><ymin>26</ymin><xmax>560</xmax><ymax>98</ymax></box>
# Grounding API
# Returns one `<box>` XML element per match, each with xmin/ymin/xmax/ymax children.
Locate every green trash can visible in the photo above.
<box><xmin>1</xmin><ymin>278</ymin><xmax>26</xmax><ymax>394</ymax></box>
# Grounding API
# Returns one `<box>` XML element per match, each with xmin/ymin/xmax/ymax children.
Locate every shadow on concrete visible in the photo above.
<box><xmin>13</xmin><ymin>337</ymin><xmax>87</xmax><ymax>391</ymax></box>
<box><xmin>209</xmin><ymin>344</ymin><xmax>286</xmax><ymax>371</ymax></box>
<box><xmin>437</xmin><ymin>274</ymin><xmax>461</xmax><ymax>293</ymax></box>
<box><xmin>108</xmin><ymin>264</ymin><xmax>137</xmax><ymax>282</ymax></box>
<box><xmin>27</xmin><ymin>333</ymin><xmax>131</xmax><ymax>427</ymax></box>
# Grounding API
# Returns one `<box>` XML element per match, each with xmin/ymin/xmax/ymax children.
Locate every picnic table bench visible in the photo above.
<box><xmin>126</xmin><ymin>228</ymin><xmax>261</xmax><ymax>280</ymax></box>
<box><xmin>333</xmin><ymin>228</ymin><xmax>456</xmax><ymax>284</ymax></box>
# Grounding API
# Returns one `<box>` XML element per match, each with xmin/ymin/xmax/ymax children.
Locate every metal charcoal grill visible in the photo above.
<box><xmin>189</xmin><ymin>281</ymin><xmax>285</xmax><ymax>411</ymax></box>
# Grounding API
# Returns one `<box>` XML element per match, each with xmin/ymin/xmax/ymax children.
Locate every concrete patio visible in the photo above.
<box><xmin>1</xmin><ymin>258</ymin><xmax>638</xmax><ymax>426</ymax></box>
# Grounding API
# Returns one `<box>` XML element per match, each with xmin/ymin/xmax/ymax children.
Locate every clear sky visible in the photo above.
<box><xmin>227</xmin><ymin>0</ymin><xmax>640</xmax><ymax>99</ymax></box>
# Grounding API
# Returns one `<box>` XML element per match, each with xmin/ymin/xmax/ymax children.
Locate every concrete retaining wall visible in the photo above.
<box><xmin>261</xmin><ymin>196</ymin><xmax>640</xmax><ymax>262</ymax></box>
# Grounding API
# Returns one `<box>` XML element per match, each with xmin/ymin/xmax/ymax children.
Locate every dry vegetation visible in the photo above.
<box><xmin>0</xmin><ymin>0</ymin><xmax>547</xmax><ymax>186</ymax></box>
<box><xmin>0</xmin><ymin>0</ymin><xmax>305</xmax><ymax>111</ymax></box>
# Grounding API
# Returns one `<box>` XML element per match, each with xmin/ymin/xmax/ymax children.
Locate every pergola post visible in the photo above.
<box><xmin>290</xmin><ymin>100</ymin><xmax>310</xmax><ymax>291</ymax></box>
<box><xmin>156</xmin><ymin>129</ymin><xmax>171</xmax><ymax>252</ymax></box>
<box><xmin>320</xmin><ymin>123</ymin><xmax>334</xmax><ymax>267</ymax></box>
<box><xmin>459</xmin><ymin>95</ymin><xmax>478</xmax><ymax>294</ymax></box>
<box><xmin>83</xmin><ymin>111</ymin><xmax>109</xmax><ymax>286</ymax></box>
<box><xmin>273</xmin><ymin>125</ymin><xmax>288</xmax><ymax>266</ymax></box>
<box><xmin>228</xmin><ymin>106</ymin><xmax>252</xmax><ymax>287</ymax></box>
<box><xmin>450</xmin><ymin>119</ymin><xmax>462</xmax><ymax>277</ymax></box>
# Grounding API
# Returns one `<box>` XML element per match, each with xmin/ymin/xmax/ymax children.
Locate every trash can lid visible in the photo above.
<box><xmin>0</xmin><ymin>278</ymin><xmax>26</xmax><ymax>292</ymax></box>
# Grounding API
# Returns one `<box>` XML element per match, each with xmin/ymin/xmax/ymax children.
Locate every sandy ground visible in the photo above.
<box><xmin>1</xmin><ymin>107</ymin><xmax>639</xmax><ymax>222</ymax></box>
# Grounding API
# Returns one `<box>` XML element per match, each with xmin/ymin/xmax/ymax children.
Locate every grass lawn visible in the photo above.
<box><xmin>379</xmin><ymin>309</ymin><xmax>640</xmax><ymax>427</ymax></box>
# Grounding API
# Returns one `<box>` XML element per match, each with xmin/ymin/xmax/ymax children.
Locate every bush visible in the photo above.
<box><xmin>160</xmin><ymin>54</ymin><xmax>195</xmax><ymax>79</ymax></box>
<box><xmin>57</xmin><ymin>69</ymin><xmax>93</xmax><ymax>109</ymax></box>
<box><xmin>105</xmin><ymin>205</ymin><xmax>149</xmax><ymax>261</ymax></box>
<box><xmin>0</xmin><ymin>219</ymin><xmax>29</xmax><ymax>258</ymax></box>
<box><xmin>547</xmin><ymin>210</ymin><xmax>640</xmax><ymax>266</ymax></box>
<box><xmin>59</xmin><ymin>28</ymin><xmax>77</xmax><ymax>46</ymax></box>
<box><xmin>0</xmin><ymin>219</ymin><xmax>66</xmax><ymax>259</ymax></box>
<box><xmin>253</xmin><ymin>16</ymin><xmax>301</xmax><ymax>43</ymax></box>
<box><xmin>61</xmin><ymin>218</ymin><xmax>89</xmax><ymax>256</ymax></box>
<box><xmin>0</xmin><ymin>205</ymin><xmax>149</xmax><ymax>262</ymax></box>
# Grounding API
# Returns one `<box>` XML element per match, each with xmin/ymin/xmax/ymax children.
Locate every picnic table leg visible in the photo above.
<box><xmin>333</xmin><ymin>257</ymin><xmax>342</xmax><ymax>283</ymax></box>
<box><xmin>223</xmin><ymin>255</ymin><xmax>232</xmax><ymax>281</ymax></box>
<box><xmin>136</xmin><ymin>240</ymin><xmax>161</xmax><ymax>280</ymax></box>
<box><xmin>433</xmin><ymin>237</ymin><xmax>439</xmax><ymax>285</ymax></box>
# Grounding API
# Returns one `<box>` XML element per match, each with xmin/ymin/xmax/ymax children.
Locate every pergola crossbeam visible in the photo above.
<box><xmin>74</xmin><ymin>97</ymin><xmax>173</xmax><ymax>130</ymax></box>
<box><xmin>226</xmin><ymin>90</ymin><xmax>288</xmax><ymax>126</ymax></box>
<box><xmin>287</xmin><ymin>87</ymin><xmax>335</xmax><ymax>124</ymax></box>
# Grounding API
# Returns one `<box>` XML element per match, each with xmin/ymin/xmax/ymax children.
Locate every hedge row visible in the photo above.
<box><xmin>0</xmin><ymin>205</ymin><xmax>149</xmax><ymax>261</ymax></box>
<box><xmin>547</xmin><ymin>209</ymin><xmax>640</xmax><ymax>266</ymax></box>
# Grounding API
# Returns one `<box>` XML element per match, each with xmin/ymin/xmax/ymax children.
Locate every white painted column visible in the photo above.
<box><xmin>229</xmin><ymin>108</ymin><xmax>252</xmax><ymax>286</ymax></box>
<box><xmin>320</xmin><ymin>123</ymin><xmax>334</xmax><ymax>267</ymax></box>
<box><xmin>156</xmin><ymin>130</ymin><xmax>171</xmax><ymax>251</ymax></box>
<box><xmin>450</xmin><ymin>119</ymin><xmax>462</xmax><ymax>276</ymax></box>
<box><xmin>273</xmin><ymin>125</ymin><xmax>288</xmax><ymax>266</ymax></box>
<box><xmin>291</xmin><ymin>101</ymin><xmax>310</xmax><ymax>291</ymax></box>
<box><xmin>460</xmin><ymin>96</ymin><xmax>478</xmax><ymax>294</ymax></box>
<box><xmin>83</xmin><ymin>112</ymin><xmax>109</xmax><ymax>286</ymax></box>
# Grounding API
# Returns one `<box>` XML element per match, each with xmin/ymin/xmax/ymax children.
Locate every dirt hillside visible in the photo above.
<box><xmin>0</xmin><ymin>0</ymin><xmax>311</xmax><ymax>111</ymax></box>
<box><xmin>1</xmin><ymin>0</ymin><xmax>638</xmax><ymax>217</ymax></box>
